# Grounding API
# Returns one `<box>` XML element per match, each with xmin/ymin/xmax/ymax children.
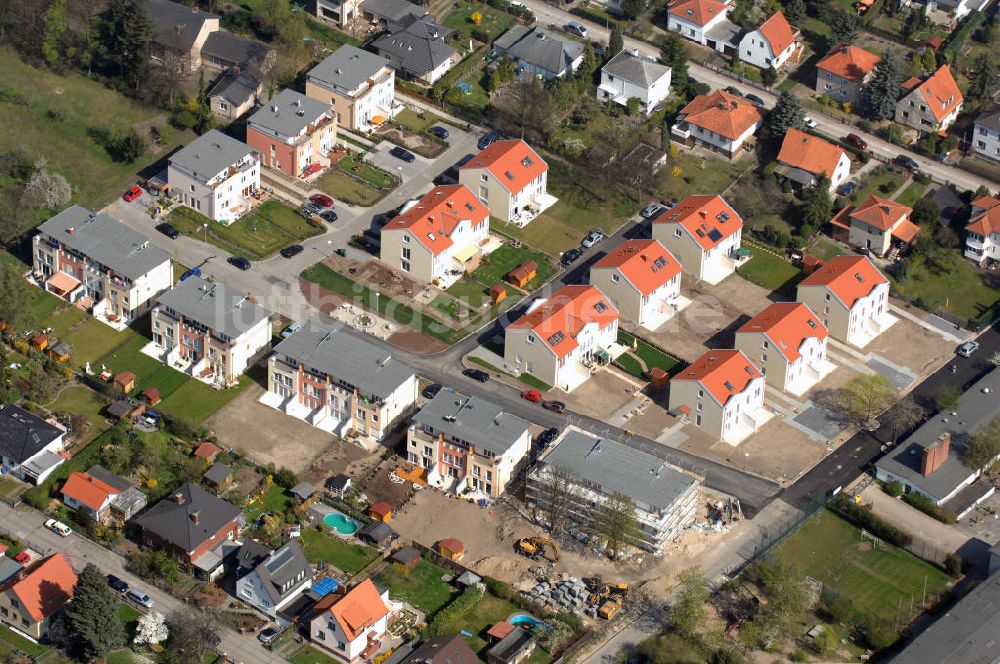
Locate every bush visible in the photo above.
<box><xmin>484</xmin><ymin>576</ymin><xmax>513</xmax><ymax>600</ymax></box>
<box><xmin>902</xmin><ymin>492</ymin><xmax>957</xmax><ymax>523</ymax></box>
<box><xmin>945</xmin><ymin>553</ymin><xmax>963</xmax><ymax>577</ymax></box>
<box><xmin>428</xmin><ymin>585</ymin><xmax>484</xmax><ymax>635</ymax></box>
<box><xmin>884</xmin><ymin>481</ymin><xmax>904</xmax><ymax>497</ymax></box>
<box><xmin>834</xmin><ymin>498</ymin><xmax>912</xmax><ymax>547</ymax></box>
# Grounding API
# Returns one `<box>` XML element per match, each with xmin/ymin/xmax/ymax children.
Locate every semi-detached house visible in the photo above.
<box><xmin>651</xmin><ymin>194</ymin><xmax>743</xmax><ymax>285</ymax></box>
<box><xmin>776</xmin><ymin>127</ymin><xmax>851</xmax><ymax>193</ymax></box>
<box><xmin>371</xmin><ymin>14</ymin><xmax>457</xmax><ymax>85</ymax></box>
<box><xmin>738</xmin><ymin>10</ymin><xmax>798</xmax><ymax>70</ymax></box>
<box><xmin>589</xmin><ymin>239</ymin><xmax>684</xmax><ymax>330</ymax></box>
<box><xmin>796</xmin><ymin>254</ymin><xmax>895</xmax><ymax>348</ymax></box>
<box><xmin>61</xmin><ymin>465</ymin><xmax>147</xmax><ymax>523</ymax></box>
<box><xmin>895</xmin><ymin>65</ymin><xmax>963</xmax><ymax>134</ymax></box>
<box><xmin>168</xmin><ymin>129</ymin><xmax>260</xmax><ymax>225</ymax></box>
<box><xmin>597</xmin><ymin>49</ymin><xmax>672</xmax><ymax>116</ymax></box>
<box><xmin>246</xmin><ymin>88</ymin><xmax>337</xmax><ymax>178</ymax></box>
<box><xmin>263</xmin><ymin>326</ymin><xmax>418</xmax><ymax>445</ymax></box>
<box><xmin>964</xmin><ymin>195</ymin><xmax>1000</xmax><ymax>267</ymax></box>
<box><xmin>306</xmin><ymin>45</ymin><xmax>396</xmax><ymax>132</ymax></box>
<box><xmin>459</xmin><ymin>139</ymin><xmax>553</xmax><ymax>224</ymax></box>
<box><xmin>504</xmin><ymin>284</ymin><xmax>619</xmax><ymax>392</ymax></box>
<box><xmin>670</xmin><ymin>90</ymin><xmax>764</xmax><ymax>159</ymax></box>
<box><xmin>0</xmin><ymin>405</ymin><xmax>66</xmax><ymax>486</ymax></box>
<box><xmin>814</xmin><ymin>43</ymin><xmax>879</xmax><ymax>103</ymax></box>
<box><xmin>379</xmin><ymin>184</ymin><xmax>490</xmax><ymax>285</ymax></box>
<box><xmin>33</xmin><ymin>206</ymin><xmax>173</xmax><ymax>329</ymax></box>
<box><xmin>972</xmin><ymin>106</ymin><xmax>1000</xmax><ymax>163</ymax></box>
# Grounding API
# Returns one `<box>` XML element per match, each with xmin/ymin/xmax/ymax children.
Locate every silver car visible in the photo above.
<box><xmin>956</xmin><ymin>341</ymin><xmax>980</xmax><ymax>357</ymax></box>
<box><xmin>126</xmin><ymin>588</ymin><xmax>155</xmax><ymax>609</ymax></box>
<box><xmin>581</xmin><ymin>230</ymin><xmax>605</xmax><ymax>248</ymax></box>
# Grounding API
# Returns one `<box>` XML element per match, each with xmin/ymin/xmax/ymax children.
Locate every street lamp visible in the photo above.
<box><xmin>202</xmin><ymin>223</ymin><xmax>208</xmax><ymax>244</ymax></box>
<box><xmin>744</xmin><ymin>452</ymin><xmax>750</xmax><ymax>471</ymax></box>
<box><xmin>375</xmin><ymin>291</ymin><xmax>381</xmax><ymax>313</ymax></box>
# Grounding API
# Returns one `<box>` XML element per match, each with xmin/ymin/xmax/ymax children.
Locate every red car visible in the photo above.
<box><xmin>309</xmin><ymin>193</ymin><xmax>334</xmax><ymax>208</ymax></box>
<box><xmin>845</xmin><ymin>133</ymin><xmax>868</xmax><ymax>150</ymax></box>
<box><xmin>14</xmin><ymin>552</ymin><xmax>30</xmax><ymax>564</ymax></box>
<box><xmin>542</xmin><ymin>400</ymin><xmax>567</xmax><ymax>414</ymax></box>
<box><xmin>521</xmin><ymin>389</ymin><xmax>543</xmax><ymax>403</ymax></box>
<box><xmin>123</xmin><ymin>185</ymin><xmax>143</xmax><ymax>202</ymax></box>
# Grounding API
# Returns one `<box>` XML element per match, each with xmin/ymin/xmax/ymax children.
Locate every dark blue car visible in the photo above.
<box><xmin>430</xmin><ymin>125</ymin><xmax>449</xmax><ymax>139</ymax></box>
<box><xmin>477</xmin><ymin>132</ymin><xmax>500</xmax><ymax>150</ymax></box>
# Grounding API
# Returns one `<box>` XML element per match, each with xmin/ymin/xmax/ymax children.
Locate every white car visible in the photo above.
<box><xmin>44</xmin><ymin>519</ymin><xmax>72</xmax><ymax>537</ymax></box>
<box><xmin>581</xmin><ymin>229</ymin><xmax>606</xmax><ymax>248</ymax></box>
<box><xmin>803</xmin><ymin>116</ymin><xmax>818</xmax><ymax>128</ymax></box>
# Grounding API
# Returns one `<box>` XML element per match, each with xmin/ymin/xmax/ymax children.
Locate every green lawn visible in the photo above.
<box><xmin>0</xmin><ymin>478</ymin><xmax>24</xmax><ymax>501</ymax></box>
<box><xmin>657</xmin><ymin>150</ymin><xmax>747</xmax><ymax>202</ymax></box>
<box><xmin>156</xmin><ymin>374</ymin><xmax>252</xmax><ymax>427</ymax></box>
<box><xmin>106</xmin><ymin>651</ymin><xmax>139</xmax><ymax>664</ymax></box>
<box><xmin>472</xmin><ymin>245</ymin><xmax>556</xmax><ymax>291</ymax></box>
<box><xmin>810</xmin><ymin>237</ymin><xmax>846</xmax><ymax>261</ymax></box>
<box><xmin>317</xmin><ymin>169</ymin><xmax>384</xmax><ymax>207</ymax></box>
<box><xmin>442</xmin><ymin>0</ymin><xmax>516</xmax><ymax>42</ymax></box>
<box><xmin>289</xmin><ymin>645</ymin><xmax>341</xmax><ymax>664</ymax></box>
<box><xmin>374</xmin><ymin>560</ymin><xmax>455</xmax><ymax>615</ymax></box>
<box><xmin>337</xmin><ymin>154</ymin><xmax>397</xmax><ymax>190</ymax></box>
<box><xmin>393</xmin><ymin>108</ymin><xmax>448</xmax><ymax>134</ymax></box>
<box><xmin>891</xmin><ymin>252</ymin><xmax>1000</xmax><ymax>321</ymax></box>
<box><xmin>616</xmin><ymin>331</ymin><xmax>684</xmax><ymax>378</ymax></box>
<box><xmin>46</xmin><ymin>385</ymin><xmax>111</xmax><ymax>443</ymax></box>
<box><xmin>168</xmin><ymin>201</ymin><xmax>322</xmax><ymax>260</ymax></box>
<box><xmin>770</xmin><ymin>509</ymin><xmax>952</xmax><ymax>624</ymax></box>
<box><xmin>247</xmin><ymin>482</ymin><xmax>292</xmax><ymax>518</ymax></box>
<box><xmin>737</xmin><ymin>247</ymin><xmax>804</xmax><ymax>297</ymax></box>
<box><xmin>467</xmin><ymin>356</ymin><xmax>552</xmax><ymax>391</ymax></box>
<box><xmin>894</xmin><ymin>181</ymin><xmax>927</xmax><ymax>207</ymax></box>
<box><xmin>434</xmin><ymin>594</ymin><xmax>522</xmax><ymax>656</ymax></box>
<box><xmin>0</xmin><ymin>624</ymin><xmax>50</xmax><ymax>657</ymax></box>
<box><xmin>60</xmin><ymin>318</ymin><xmax>136</xmax><ymax>367</ymax></box>
<box><xmin>850</xmin><ymin>166</ymin><xmax>906</xmax><ymax>205</ymax></box>
<box><xmin>300</xmin><ymin>527</ymin><xmax>379</xmax><ymax>574</ymax></box>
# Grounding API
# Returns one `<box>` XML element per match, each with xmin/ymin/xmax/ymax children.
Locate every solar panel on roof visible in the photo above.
<box><xmin>265</xmin><ymin>547</ymin><xmax>295</xmax><ymax>572</ymax></box>
<box><xmin>707</xmin><ymin>229</ymin><xmax>723</xmax><ymax>242</ymax></box>
<box><xmin>504</xmin><ymin>170</ymin><xmax>515</xmax><ymax>180</ymax></box>
<box><xmin>807</xmin><ymin>319</ymin><xmax>817</xmax><ymax>328</ymax></box>
<box><xmin>521</xmin><ymin>156</ymin><xmax>534</xmax><ymax>167</ymax></box>
<box><xmin>653</xmin><ymin>256</ymin><xmax>667</xmax><ymax>269</ymax></box>
<box><xmin>595</xmin><ymin>302</ymin><xmax>608</xmax><ymax>313</ymax></box>
<box><xmin>744</xmin><ymin>366</ymin><xmax>755</xmax><ymax>375</ymax></box>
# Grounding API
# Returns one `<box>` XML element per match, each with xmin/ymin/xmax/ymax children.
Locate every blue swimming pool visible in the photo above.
<box><xmin>511</xmin><ymin>615</ymin><xmax>552</xmax><ymax>630</ymax></box>
<box><xmin>323</xmin><ymin>511</ymin><xmax>360</xmax><ymax>535</ymax></box>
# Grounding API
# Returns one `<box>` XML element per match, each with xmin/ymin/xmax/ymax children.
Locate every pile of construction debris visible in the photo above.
<box><xmin>527</xmin><ymin>576</ymin><xmax>590</xmax><ymax>616</ymax></box>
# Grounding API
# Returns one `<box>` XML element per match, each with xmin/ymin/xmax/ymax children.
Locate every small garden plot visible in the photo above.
<box><xmin>168</xmin><ymin>201</ymin><xmax>322</xmax><ymax>260</ymax></box>
<box><xmin>300</xmin><ymin>527</ymin><xmax>380</xmax><ymax>575</ymax></box>
<box><xmin>46</xmin><ymin>385</ymin><xmax>111</xmax><ymax>443</ymax></box>
<box><xmin>616</xmin><ymin>331</ymin><xmax>684</xmax><ymax>378</ymax></box>
<box><xmin>737</xmin><ymin>246</ymin><xmax>804</xmax><ymax>297</ymax></box>
<box><xmin>318</xmin><ymin>154</ymin><xmax>397</xmax><ymax>207</ymax></box>
<box><xmin>850</xmin><ymin>166</ymin><xmax>906</xmax><ymax>204</ymax></box>
<box><xmin>894</xmin><ymin>181</ymin><xmax>927</xmax><ymax>207</ymax></box>
<box><xmin>442</xmin><ymin>1</ymin><xmax>516</xmax><ymax>43</ymax></box>
<box><xmin>374</xmin><ymin>559</ymin><xmax>455</xmax><ymax>615</ymax></box>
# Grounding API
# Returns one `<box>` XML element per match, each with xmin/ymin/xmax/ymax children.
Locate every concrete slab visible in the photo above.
<box><xmin>923</xmin><ymin>313</ymin><xmax>971</xmax><ymax>341</ymax></box>
<box><xmin>792</xmin><ymin>403</ymin><xmax>851</xmax><ymax>441</ymax></box>
<box><xmin>866</xmin><ymin>357</ymin><xmax>915</xmax><ymax>392</ymax></box>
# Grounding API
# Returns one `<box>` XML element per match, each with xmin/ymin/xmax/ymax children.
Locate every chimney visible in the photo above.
<box><xmin>173</xmin><ymin>492</ymin><xmax>184</xmax><ymax>504</ymax></box>
<box><xmin>921</xmin><ymin>432</ymin><xmax>951</xmax><ymax>476</ymax></box>
<box><xmin>699</xmin><ymin>210</ymin><xmax>707</xmax><ymax>219</ymax></box>
<box><xmin>190</xmin><ymin>511</ymin><xmax>201</xmax><ymax>525</ymax></box>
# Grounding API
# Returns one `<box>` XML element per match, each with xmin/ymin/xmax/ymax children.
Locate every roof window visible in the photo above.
<box><xmin>724</xmin><ymin>381</ymin><xmax>735</xmax><ymax>391</ymax></box>
<box><xmin>548</xmin><ymin>331</ymin><xmax>566</xmax><ymax>345</ymax></box>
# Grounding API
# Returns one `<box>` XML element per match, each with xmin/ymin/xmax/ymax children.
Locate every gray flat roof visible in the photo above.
<box><xmin>876</xmin><ymin>367</ymin><xmax>1000</xmax><ymax>502</ymax></box>
<box><xmin>308</xmin><ymin>45</ymin><xmax>389</xmax><ymax>92</ymax></box>
<box><xmin>273</xmin><ymin>325</ymin><xmax>414</xmax><ymax>401</ymax></box>
<box><xmin>169</xmin><ymin>129</ymin><xmax>254</xmax><ymax>181</ymax></box>
<box><xmin>202</xmin><ymin>31</ymin><xmax>272</xmax><ymax>67</ymax></box>
<box><xmin>890</xmin><ymin>572</ymin><xmax>1000</xmax><ymax>664</ymax></box>
<box><xmin>540</xmin><ymin>429</ymin><xmax>699</xmax><ymax>512</ymax></box>
<box><xmin>412</xmin><ymin>390</ymin><xmax>530</xmax><ymax>457</ymax></box>
<box><xmin>247</xmin><ymin>88</ymin><xmax>332</xmax><ymax>138</ymax></box>
<box><xmin>38</xmin><ymin>205</ymin><xmax>171</xmax><ymax>281</ymax></box>
<box><xmin>156</xmin><ymin>276</ymin><xmax>271</xmax><ymax>339</ymax></box>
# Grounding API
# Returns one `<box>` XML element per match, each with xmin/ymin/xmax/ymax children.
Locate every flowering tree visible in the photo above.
<box><xmin>470</xmin><ymin>10</ymin><xmax>482</xmax><ymax>24</ymax></box>
<box><xmin>135</xmin><ymin>612</ymin><xmax>169</xmax><ymax>647</ymax></box>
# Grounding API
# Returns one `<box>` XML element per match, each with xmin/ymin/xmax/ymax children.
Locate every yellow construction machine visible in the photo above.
<box><xmin>515</xmin><ymin>536</ymin><xmax>560</xmax><ymax>562</ymax></box>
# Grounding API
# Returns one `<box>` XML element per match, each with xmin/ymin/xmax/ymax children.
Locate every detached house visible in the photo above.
<box><xmin>666</xmin><ymin>0</ymin><xmax>738</xmax><ymax>52</ymax></box>
<box><xmin>372</xmin><ymin>14</ymin><xmax>457</xmax><ymax>85</ymax></box>
<box><xmin>796</xmin><ymin>255</ymin><xmax>895</xmax><ymax>348</ymax></box>
<box><xmin>738</xmin><ymin>11</ymin><xmax>798</xmax><ymax>71</ymax></box>
<box><xmin>0</xmin><ymin>553</ymin><xmax>76</xmax><ymax>640</ymax></box>
<box><xmin>459</xmin><ymin>140</ymin><xmax>553</xmax><ymax>224</ymax></box>
<box><xmin>168</xmin><ymin>129</ymin><xmax>260</xmax><ymax>225</ymax></box>
<box><xmin>504</xmin><ymin>285</ymin><xmax>619</xmax><ymax>392</ymax></box>
<box><xmin>33</xmin><ymin>206</ymin><xmax>172</xmax><ymax>329</ymax></box>
<box><xmin>776</xmin><ymin>127</ymin><xmax>851</xmax><ymax>193</ymax></box>
<box><xmin>264</xmin><ymin>326</ymin><xmax>418</xmax><ymax>444</ymax></box>
<box><xmin>651</xmin><ymin>194</ymin><xmax>743</xmax><ymax>285</ymax></box>
<box><xmin>149</xmin><ymin>276</ymin><xmax>273</xmax><ymax>388</ymax></box>
<box><xmin>379</xmin><ymin>185</ymin><xmax>490</xmax><ymax>284</ymax></box>
<box><xmin>735</xmin><ymin>303</ymin><xmax>835</xmax><ymax>396</ymax></box>
<box><xmin>407</xmin><ymin>390</ymin><xmax>532</xmax><ymax>499</ymax></box>
<box><xmin>598</xmin><ymin>49</ymin><xmax>672</xmax><ymax>116</ymax></box>
<box><xmin>972</xmin><ymin>106</ymin><xmax>1000</xmax><ymax>163</ymax></box>
<box><xmin>310</xmin><ymin>578</ymin><xmax>391</xmax><ymax>663</ymax></box>
<box><xmin>61</xmin><ymin>465</ymin><xmax>147</xmax><ymax>523</ymax></box>
<box><xmin>235</xmin><ymin>539</ymin><xmax>312</xmax><ymax>619</ymax></box>
<box><xmin>246</xmin><ymin>89</ymin><xmax>336</xmax><ymax>178</ymax></box>
<box><xmin>306</xmin><ymin>46</ymin><xmax>396</xmax><ymax>132</ymax></box>
<box><xmin>589</xmin><ymin>239</ymin><xmax>684</xmax><ymax>330</ymax></box>
<box><xmin>964</xmin><ymin>195</ymin><xmax>1000</xmax><ymax>267</ymax></box>
<box><xmin>814</xmin><ymin>43</ymin><xmax>879</xmax><ymax>103</ymax></box>
<box><xmin>0</xmin><ymin>405</ymin><xmax>66</xmax><ymax>486</ymax></box>
<box><xmin>829</xmin><ymin>195</ymin><xmax>920</xmax><ymax>258</ymax></box>
<box><xmin>670</xmin><ymin>90</ymin><xmax>764</xmax><ymax>159</ymax></box>
<box><xmin>493</xmin><ymin>26</ymin><xmax>585</xmax><ymax>79</ymax></box>
<box><xmin>668</xmin><ymin>349</ymin><xmax>767</xmax><ymax>444</ymax></box>
<box><xmin>895</xmin><ymin>65</ymin><xmax>963</xmax><ymax>134</ymax></box>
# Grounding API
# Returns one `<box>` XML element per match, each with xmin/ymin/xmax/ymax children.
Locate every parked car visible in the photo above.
<box><xmin>390</xmin><ymin>146</ymin><xmax>416</xmax><ymax>163</ymax></box>
<box><xmin>537</xmin><ymin>427</ymin><xmax>559</xmax><ymax>448</ymax></box>
<box><xmin>430</xmin><ymin>126</ymin><xmax>449</xmax><ymax>139</ymax></box>
<box><xmin>422</xmin><ymin>383</ymin><xmax>443</xmax><ymax>399</ymax></box>
<box><xmin>280</xmin><ymin>244</ymin><xmax>304</xmax><ymax>258</ymax></box>
<box><xmin>309</xmin><ymin>193</ymin><xmax>334</xmax><ymax>208</ymax></box>
<box><xmin>521</xmin><ymin>389</ymin><xmax>543</xmax><ymax>403</ymax></box>
<box><xmin>126</xmin><ymin>588</ymin><xmax>155</xmax><ymax>609</ymax></box>
<box><xmin>560</xmin><ymin>247</ymin><xmax>582</xmax><ymax>265</ymax></box>
<box><xmin>14</xmin><ymin>552</ymin><xmax>30</xmax><ymax>564</ymax></box>
<box><xmin>303</xmin><ymin>201</ymin><xmax>324</xmax><ymax>215</ymax></box>
<box><xmin>281</xmin><ymin>322</ymin><xmax>302</xmax><ymax>340</ymax></box>
<box><xmin>228</xmin><ymin>256</ymin><xmax>251</xmax><ymax>271</ymax></box>
<box><xmin>894</xmin><ymin>154</ymin><xmax>920</xmax><ymax>172</ymax></box>
<box><xmin>564</xmin><ymin>21</ymin><xmax>588</xmax><ymax>37</ymax></box>
<box><xmin>179</xmin><ymin>266</ymin><xmax>202</xmax><ymax>282</ymax></box>
<box><xmin>542</xmin><ymin>400</ymin><xmax>567</xmax><ymax>414</ymax></box>
<box><xmin>957</xmin><ymin>341</ymin><xmax>980</xmax><ymax>357</ymax></box>
<box><xmin>44</xmin><ymin>519</ymin><xmax>72</xmax><ymax>537</ymax></box>
<box><xmin>123</xmin><ymin>185</ymin><xmax>143</xmax><ymax>202</ymax></box>
<box><xmin>477</xmin><ymin>132</ymin><xmax>501</xmax><ymax>150</ymax></box>
<box><xmin>107</xmin><ymin>574</ymin><xmax>129</xmax><ymax>595</ymax></box>
<box><xmin>462</xmin><ymin>368</ymin><xmax>490</xmax><ymax>382</ymax></box>
<box><xmin>837</xmin><ymin>182</ymin><xmax>856</xmax><ymax>197</ymax></box>
<box><xmin>581</xmin><ymin>229</ymin><xmax>606</xmax><ymax>248</ymax></box>
<box><xmin>724</xmin><ymin>86</ymin><xmax>743</xmax><ymax>97</ymax></box>
<box><xmin>155</xmin><ymin>223</ymin><xmax>180</xmax><ymax>239</ymax></box>
<box><xmin>845</xmin><ymin>133</ymin><xmax>868</xmax><ymax>150</ymax></box>
<box><xmin>320</xmin><ymin>210</ymin><xmax>338</xmax><ymax>223</ymax></box>
<box><xmin>640</xmin><ymin>203</ymin><xmax>666</xmax><ymax>219</ymax></box>
<box><xmin>745</xmin><ymin>93</ymin><xmax>766</xmax><ymax>107</ymax></box>
<box><xmin>258</xmin><ymin>627</ymin><xmax>280</xmax><ymax>646</ymax></box>
<box><xmin>803</xmin><ymin>116</ymin><xmax>818</xmax><ymax>128</ymax></box>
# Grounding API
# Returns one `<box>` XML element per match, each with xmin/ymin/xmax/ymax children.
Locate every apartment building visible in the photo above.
<box><xmin>589</xmin><ymin>239</ymin><xmax>684</xmax><ymax>330</ymax></box>
<box><xmin>458</xmin><ymin>139</ymin><xmax>552</xmax><ymax>224</ymax></box>
<box><xmin>651</xmin><ymin>194</ymin><xmax>743</xmax><ymax>285</ymax></box>
<box><xmin>306</xmin><ymin>45</ymin><xmax>396</xmax><ymax>132</ymax></box>
<box><xmin>33</xmin><ymin>206</ymin><xmax>172</xmax><ymax>328</ymax></box>
<box><xmin>168</xmin><ymin>129</ymin><xmax>260</xmax><ymax>224</ymax></box>
<box><xmin>964</xmin><ymin>195</ymin><xmax>1000</xmax><ymax>267</ymax></box>
<box><xmin>246</xmin><ymin>89</ymin><xmax>336</xmax><ymax>178</ymax></box>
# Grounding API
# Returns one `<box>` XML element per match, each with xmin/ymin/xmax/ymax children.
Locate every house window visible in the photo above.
<box><xmin>611</xmin><ymin>273</ymin><xmax>619</xmax><ymax>283</ymax></box>
<box><xmin>695</xmin><ymin>414</ymin><xmax>702</xmax><ymax>426</ymax></box>
<box><xmin>401</xmin><ymin>259</ymin><xmax>410</xmax><ymax>272</ymax></box>
<box><xmin>673</xmin><ymin>228</ymin><xmax>682</xmax><ymax>238</ymax></box>
<box><xmin>338</xmin><ymin>641</ymin><xmax>346</xmax><ymax>651</ymax></box>
<box><xmin>219</xmin><ymin>100</ymin><xmax>228</xmax><ymax>111</ymax></box>
<box><xmin>402</xmin><ymin>248</ymin><xmax>411</xmax><ymax>260</ymax></box>
<box><xmin>526</xmin><ymin>334</ymin><xmax>534</xmax><ymax>344</ymax></box>
<box><xmin>480</xmin><ymin>173</ymin><xmax>488</xmax><ymax>182</ymax></box>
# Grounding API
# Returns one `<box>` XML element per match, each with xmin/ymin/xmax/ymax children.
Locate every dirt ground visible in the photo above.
<box><xmin>563</xmin><ymin>369</ymin><xmax>642</xmax><ymax>421</ymax></box>
<box><xmin>358</xmin><ymin>456</ymin><xmax>416</xmax><ymax>509</ymax></box>
<box><xmin>642</xmin><ymin>288</ymin><xmax>755</xmax><ymax>363</ymax></box>
<box><xmin>701</xmin><ymin>274</ymin><xmax>780</xmax><ymax>317</ymax></box>
<box><xmin>865</xmin><ymin>316</ymin><xmax>954</xmax><ymax>378</ymax></box>
<box><xmin>624</xmin><ymin>403</ymin><xmax>681</xmax><ymax>441</ymax></box>
<box><xmin>205</xmin><ymin>383</ymin><xmax>342</xmax><ymax>472</ymax></box>
<box><xmin>298</xmin><ymin>440</ymin><xmax>378</xmax><ymax>488</ymax></box>
<box><xmin>677</xmin><ymin>418</ymin><xmax>828</xmax><ymax>484</ymax></box>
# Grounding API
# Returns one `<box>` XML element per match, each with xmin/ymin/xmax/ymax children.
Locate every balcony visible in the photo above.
<box><xmin>671</xmin><ymin>122</ymin><xmax>692</xmax><ymax>140</ymax></box>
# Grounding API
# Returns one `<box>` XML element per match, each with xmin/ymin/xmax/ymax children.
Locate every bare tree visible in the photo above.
<box><xmin>883</xmin><ymin>395</ymin><xmax>927</xmax><ymax>442</ymax></box>
<box><xmin>535</xmin><ymin>465</ymin><xmax>579</xmax><ymax>535</ymax></box>
<box><xmin>594</xmin><ymin>492</ymin><xmax>642</xmax><ymax>561</ymax></box>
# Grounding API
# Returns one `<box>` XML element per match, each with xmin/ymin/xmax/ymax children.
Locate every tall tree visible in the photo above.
<box><xmin>838</xmin><ymin>374</ymin><xmax>895</xmax><ymax>426</ymax></box>
<box><xmin>595</xmin><ymin>492</ymin><xmax>642</xmax><ymax>560</ymax></box>
<box><xmin>67</xmin><ymin>564</ymin><xmax>127</xmax><ymax>660</ymax></box>
<box><xmin>41</xmin><ymin>0</ymin><xmax>68</xmax><ymax>67</ymax></box>
<box><xmin>967</xmin><ymin>53</ymin><xmax>999</xmax><ymax>106</ymax></box>
<box><xmin>802</xmin><ymin>176</ymin><xmax>832</xmax><ymax>229</ymax></box>
<box><xmin>166</xmin><ymin>610</ymin><xmax>221</xmax><ymax>664</ymax></box>
<box><xmin>104</xmin><ymin>0</ymin><xmax>155</xmax><ymax>91</ymax></box>
<box><xmin>883</xmin><ymin>395</ymin><xmax>926</xmax><ymax>442</ymax></box>
<box><xmin>782</xmin><ymin>0</ymin><xmax>806</xmax><ymax>23</ymax></box>
<box><xmin>964</xmin><ymin>416</ymin><xmax>1000</xmax><ymax>470</ymax></box>
<box><xmin>660</xmin><ymin>32</ymin><xmax>689</xmax><ymax>96</ymax></box>
<box><xmin>763</xmin><ymin>90</ymin><xmax>805</xmax><ymax>139</ymax></box>
<box><xmin>829</xmin><ymin>9</ymin><xmax>859</xmax><ymax>43</ymax></box>
<box><xmin>669</xmin><ymin>569</ymin><xmax>709</xmax><ymax>640</ymax></box>
<box><xmin>861</xmin><ymin>51</ymin><xmax>900</xmax><ymax>120</ymax></box>
<box><xmin>577</xmin><ymin>44</ymin><xmax>598</xmax><ymax>82</ymax></box>
<box><xmin>608</xmin><ymin>27</ymin><xmax>625</xmax><ymax>61</ymax></box>
<box><xmin>194</xmin><ymin>70</ymin><xmax>213</xmax><ymax>134</ymax></box>
<box><xmin>622</xmin><ymin>0</ymin><xmax>646</xmax><ymax>20</ymax></box>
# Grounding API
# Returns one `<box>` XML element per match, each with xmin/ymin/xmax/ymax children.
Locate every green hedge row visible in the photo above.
<box><xmin>832</xmin><ymin>497</ymin><xmax>912</xmax><ymax>547</ymax></box>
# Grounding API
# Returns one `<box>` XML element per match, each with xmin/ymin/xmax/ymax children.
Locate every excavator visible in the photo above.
<box><xmin>515</xmin><ymin>536</ymin><xmax>560</xmax><ymax>562</ymax></box>
<box><xmin>585</xmin><ymin>577</ymin><xmax>630</xmax><ymax>620</ymax></box>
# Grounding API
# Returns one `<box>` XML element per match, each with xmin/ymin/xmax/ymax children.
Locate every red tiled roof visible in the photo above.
<box><xmin>816</xmin><ymin>44</ymin><xmax>879</xmax><ymax>81</ymax></box>
<box><xmin>488</xmin><ymin>622</ymin><xmax>516</xmax><ymax>640</ymax></box>
<box><xmin>61</xmin><ymin>471</ymin><xmax>119</xmax><ymax>512</ymax></box>
<box><xmin>892</xmin><ymin>218</ymin><xmax>921</xmax><ymax>244</ymax></box>
<box><xmin>671</xmin><ymin>349</ymin><xmax>761</xmax><ymax>406</ymax></box>
<box><xmin>908</xmin><ymin>66</ymin><xmax>963</xmax><ymax>123</ymax></box>
<box><xmin>3</xmin><ymin>553</ymin><xmax>76</xmax><ymax>623</ymax></box>
<box><xmin>653</xmin><ymin>195</ymin><xmax>742</xmax><ymax>251</ymax></box>
<box><xmin>327</xmin><ymin>579</ymin><xmax>389</xmax><ymax>641</ymax></box>
<box><xmin>383</xmin><ymin>185</ymin><xmax>489</xmax><ymax>256</ymax></box>
<box><xmin>677</xmin><ymin>90</ymin><xmax>764</xmax><ymax>141</ymax></box>
<box><xmin>798</xmin><ymin>255</ymin><xmax>887</xmax><ymax>308</ymax></box>
<box><xmin>113</xmin><ymin>371</ymin><xmax>135</xmax><ymax>385</ymax></box>
<box><xmin>508</xmin><ymin>285</ymin><xmax>618</xmax><ymax>359</ymax></box>
<box><xmin>460</xmin><ymin>140</ymin><xmax>547</xmax><ymax>196</ymax></box>
<box><xmin>777</xmin><ymin>128</ymin><xmax>848</xmax><ymax>180</ymax></box>
<box><xmin>737</xmin><ymin>303</ymin><xmax>826</xmax><ymax>363</ymax></box>
<box><xmin>966</xmin><ymin>196</ymin><xmax>1000</xmax><ymax>236</ymax></box>
<box><xmin>369</xmin><ymin>501</ymin><xmax>393</xmax><ymax>517</ymax></box>
<box><xmin>758</xmin><ymin>11</ymin><xmax>795</xmax><ymax>55</ymax></box>
<box><xmin>591</xmin><ymin>240</ymin><xmax>681</xmax><ymax>296</ymax></box>
<box><xmin>667</xmin><ymin>0</ymin><xmax>728</xmax><ymax>26</ymax></box>
<box><xmin>193</xmin><ymin>442</ymin><xmax>222</xmax><ymax>459</ymax></box>
<box><xmin>850</xmin><ymin>195</ymin><xmax>912</xmax><ymax>232</ymax></box>
<box><xmin>437</xmin><ymin>538</ymin><xmax>464</xmax><ymax>553</ymax></box>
